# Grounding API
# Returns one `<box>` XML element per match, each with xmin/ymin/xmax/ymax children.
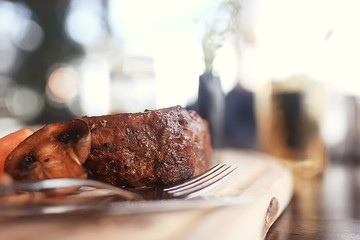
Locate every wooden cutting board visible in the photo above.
<box><xmin>0</xmin><ymin>149</ymin><xmax>293</xmax><ymax>240</ymax></box>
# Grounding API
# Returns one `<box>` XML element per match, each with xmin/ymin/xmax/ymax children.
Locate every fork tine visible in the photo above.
<box><xmin>165</xmin><ymin>164</ymin><xmax>229</xmax><ymax>193</ymax></box>
<box><xmin>164</xmin><ymin>163</ymin><xmax>224</xmax><ymax>191</ymax></box>
<box><xmin>165</xmin><ymin>164</ymin><xmax>237</xmax><ymax>198</ymax></box>
<box><xmin>166</xmin><ymin>164</ymin><xmax>233</xmax><ymax>194</ymax></box>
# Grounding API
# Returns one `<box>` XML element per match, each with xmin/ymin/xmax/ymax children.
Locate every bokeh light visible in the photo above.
<box><xmin>11</xmin><ymin>18</ymin><xmax>44</xmax><ymax>52</ymax></box>
<box><xmin>0</xmin><ymin>41</ymin><xmax>17</xmax><ymax>74</ymax></box>
<box><xmin>0</xmin><ymin>0</ymin><xmax>43</xmax><ymax>75</ymax></box>
<box><xmin>65</xmin><ymin>0</ymin><xmax>106</xmax><ymax>47</ymax></box>
<box><xmin>46</xmin><ymin>66</ymin><xmax>79</xmax><ymax>104</ymax></box>
<box><xmin>5</xmin><ymin>85</ymin><xmax>44</xmax><ymax>120</ymax></box>
<box><xmin>0</xmin><ymin>1</ymin><xmax>42</xmax><ymax>53</ymax></box>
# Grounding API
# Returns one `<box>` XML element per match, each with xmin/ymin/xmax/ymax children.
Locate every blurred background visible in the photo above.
<box><xmin>1</xmin><ymin>0</ymin><xmax>360</xmax><ymax>166</ymax></box>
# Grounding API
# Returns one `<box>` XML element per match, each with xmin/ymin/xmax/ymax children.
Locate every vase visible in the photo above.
<box><xmin>197</xmin><ymin>72</ymin><xmax>225</xmax><ymax>149</ymax></box>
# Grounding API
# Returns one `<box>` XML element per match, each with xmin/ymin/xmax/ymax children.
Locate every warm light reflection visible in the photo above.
<box><xmin>46</xmin><ymin>67</ymin><xmax>79</xmax><ymax>104</ymax></box>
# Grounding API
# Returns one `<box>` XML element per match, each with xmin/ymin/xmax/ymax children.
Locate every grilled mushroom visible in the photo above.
<box><xmin>5</xmin><ymin>119</ymin><xmax>91</xmax><ymax>181</ymax></box>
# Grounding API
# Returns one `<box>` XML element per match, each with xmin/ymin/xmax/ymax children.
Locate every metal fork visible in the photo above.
<box><xmin>163</xmin><ymin>163</ymin><xmax>237</xmax><ymax>199</ymax></box>
<box><xmin>0</xmin><ymin>163</ymin><xmax>237</xmax><ymax>201</ymax></box>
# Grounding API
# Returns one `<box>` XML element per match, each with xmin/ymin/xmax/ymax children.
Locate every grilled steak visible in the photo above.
<box><xmin>5</xmin><ymin>105</ymin><xmax>212</xmax><ymax>189</ymax></box>
<box><xmin>81</xmin><ymin>105</ymin><xmax>212</xmax><ymax>188</ymax></box>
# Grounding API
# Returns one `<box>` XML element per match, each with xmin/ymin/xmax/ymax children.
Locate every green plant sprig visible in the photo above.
<box><xmin>202</xmin><ymin>0</ymin><xmax>241</xmax><ymax>73</ymax></box>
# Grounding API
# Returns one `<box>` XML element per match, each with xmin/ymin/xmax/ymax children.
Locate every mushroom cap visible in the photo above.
<box><xmin>5</xmin><ymin>119</ymin><xmax>91</xmax><ymax>181</ymax></box>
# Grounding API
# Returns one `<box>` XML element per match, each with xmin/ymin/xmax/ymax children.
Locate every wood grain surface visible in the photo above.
<box><xmin>0</xmin><ymin>150</ymin><xmax>293</xmax><ymax>240</ymax></box>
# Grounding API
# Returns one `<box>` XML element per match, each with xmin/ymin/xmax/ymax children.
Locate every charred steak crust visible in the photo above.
<box><xmin>81</xmin><ymin>105</ymin><xmax>212</xmax><ymax>188</ymax></box>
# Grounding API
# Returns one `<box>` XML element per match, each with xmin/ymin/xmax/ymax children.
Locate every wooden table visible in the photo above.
<box><xmin>266</xmin><ymin>163</ymin><xmax>360</xmax><ymax>240</ymax></box>
<box><xmin>0</xmin><ymin>150</ymin><xmax>293</xmax><ymax>240</ymax></box>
